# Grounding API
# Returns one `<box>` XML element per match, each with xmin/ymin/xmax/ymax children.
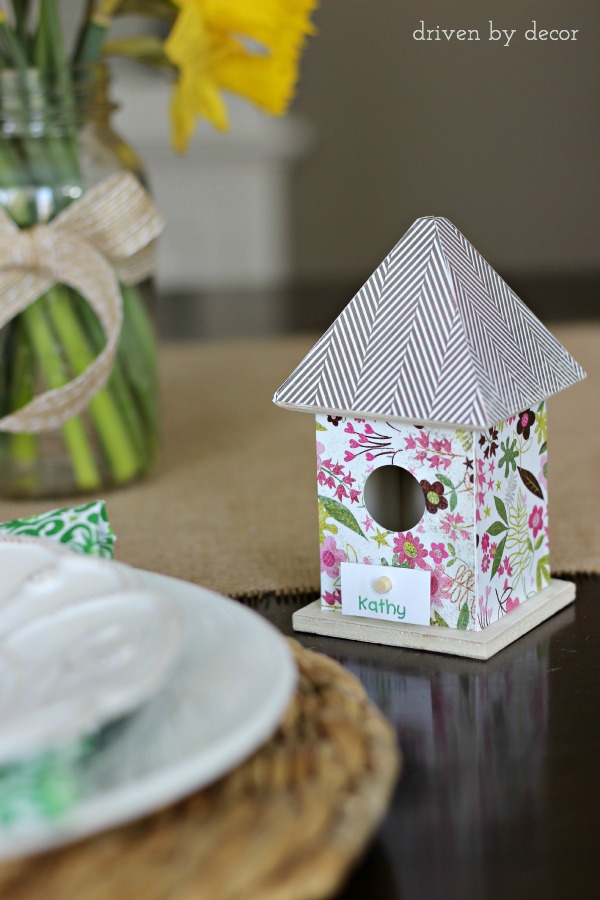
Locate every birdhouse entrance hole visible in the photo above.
<box><xmin>363</xmin><ymin>465</ymin><xmax>425</xmax><ymax>533</ymax></box>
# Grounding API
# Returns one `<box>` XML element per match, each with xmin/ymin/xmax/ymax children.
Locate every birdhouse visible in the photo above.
<box><xmin>274</xmin><ymin>217</ymin><xmax>585</xmax><ymax>658</ymax></box>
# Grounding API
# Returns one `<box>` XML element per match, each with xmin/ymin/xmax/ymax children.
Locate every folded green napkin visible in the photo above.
<box><xmin>0</xmin><ymin>499</ymin><xmax>115</xmax><ymax>559</ymax></box>
<box><xmin>0</xmin><ymin>500</ymin><xmax>115</xmax><ymax>828</ymax></box>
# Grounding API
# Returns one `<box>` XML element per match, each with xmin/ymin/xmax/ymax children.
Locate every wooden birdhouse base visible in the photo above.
<box><xmin>292</xmin><ymin>578</ymin><xmax>575</xmax><ymax>660</ymax></box>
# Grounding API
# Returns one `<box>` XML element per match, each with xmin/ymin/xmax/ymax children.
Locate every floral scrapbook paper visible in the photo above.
<box><xmin>316</xmin><ymin>413</ymin><xmax>476</xmax><ymax>629</ymax></box>
<box><xmin>316</xmin><ymin>402</ymin><xmax>550</xmax><ymax>631</ymax></box>
<box><xmin>475</xmin><ymin>403</ymin><xmax>550</xmax><ymax>629</ymax></box>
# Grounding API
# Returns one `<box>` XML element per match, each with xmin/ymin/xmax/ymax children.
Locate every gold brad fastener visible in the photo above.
<box><xmin>373</xmin><ymin>576</ymin><xmax>393</xmax><ymax>594</ymax></box>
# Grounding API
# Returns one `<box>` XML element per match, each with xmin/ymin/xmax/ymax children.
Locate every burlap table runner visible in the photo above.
<box><xmin>0</xmin><ymin>323</ymin><xmax>597</xmax><ymax>596</ymax></box>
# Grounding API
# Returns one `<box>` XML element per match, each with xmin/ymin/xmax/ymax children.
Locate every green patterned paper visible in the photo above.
<box><xmin>0</xmin><ymin>500</ymin><xmax>115</xmax><ymax>559</ymax></box>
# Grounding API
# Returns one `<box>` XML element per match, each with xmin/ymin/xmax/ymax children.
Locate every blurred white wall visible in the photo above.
<box><xmin>292</xmin><ymin>0</ymin><xmax>600</xmax><ymax>281</ymax></box>
<box><xmin>61</xmin><ymin>1</ymin><xmax>600</xmax><ymax>292</ymax></box>
<box><xmin>112</xmin><ymin>63</ymin><xmax>312</xmax><ymax>292</ymax></box>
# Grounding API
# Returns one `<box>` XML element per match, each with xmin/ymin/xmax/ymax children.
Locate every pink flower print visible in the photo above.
<box><xmin>506</xmin><ymin>596</ymin><xmax>520</xmax><ymax>613</ymax></box>
<box><xmin>481</xmin><ymin>533</ymin><xmax>490</xmax><ymax>552</ymax></box>
<box><xmin>529</xmin><ymin>505</ymin><xmax>544</xmax><ymax>538</ymax></box>
<box><xmin>358</xmin><ymin>433</ymin><xmax>368</xmax><ymax>443</ymax></box>
<box><xmin>440</xmin><ymin>457</ymin><xmax>452</xmax><ymax>471</ymax></box>
<box><xmin>488</xmin><ymin>460</ymin><xmax>496</xmax><ymax>475</ymax></box>
<box><xmin>331</xmin><ymin>461</ymin><xmax>344</xmax><ymax>476</ymax></box>
<box><xmin>439</xmin><ymin>518</ymin><xmax>456</xmax><ymax>540</ymax></box>
<box><xmin>417</xmin><ymin>432</ymin><xmax>429</xmax><ymax>450</ymax></box>
<box><xmin>344</xmin><ymin>451</ymin><xmax>355</xmax><ymax>462</ymax></box>
<box><xmin>478</xmin><ymin>586</ymin><xmax>493</xmax><ymax>625</ymax></box>
<box><xmin>365</xmin><ymin>453</ymin><xmax>375</xmax><ymax>461</ymax></box>
<box><xmin>481</xmin><ymin>553</ymin><xmax>490</xmax><ymax>573</ymax></box>
<box><xmin>362</xmin><ymin>556</ymin><xmax>371</xmax><ymax>564</ymax></box>
<box><xmin>441</xmin><ymin>438</ymin><xmax>451</xmax><ymax>454</ymax></box>
<box><xmin>320</xmin><ymin>536</ymin><xmax>347</xmax><ymax>579</ymax></box>
<box><xmin>428</xmin><ymin>454</ymin><xmax>441</xmax><ymax>469</ymax></box>
<box><xmin>476</xmin><ymin>459</ymin><xmax>486</xmax><ymax>486</ymax></box>
<box><xmin>487</xmin><ymin>477</ymin><xmax>494</xmax><ymax>491</ymax></box>
<box><xmin>364</xmin><ymin>424</ymin><xmax>374</xmax><ymax>435</ymax></box>
<box><xmin>430</xmin><ymin>568</ymin><xmax>444</xmax><ymax>608</ymax></box>
<box><xmin>344</xmin><ymin>422</ymin><xmax>355</xmax><ymax>434</ymax></box>
<box><xmin>415</xmin><ymin>451</ymin><xmax>427</xmax><ymax>463</ymax></box>
<box><xmin>503</xmin><ymin>578</ymin><xmax>520</xmax><ymax>613</ymax></box>
<box><xmin>316</xmin><ymin>441</ymin><xmax>325</xmax><ymax>472</ymax></box>
<box><xmin>323</xmin><ymin>589</ymin><xmax>341</xmax><ymax>607</ymax></box>
<box><xmin>343</xmin><ymin>473</ymin><xmax>356</xmax><ymax>486</ymax></box>
<box><xmin>393</xmin><ymin>531</ymin><xmax>429</xmax><ymax>569</ymax></box>
<box><xmin>405</xmin><ymin>435</ymin><xmax>416</xmax><ymax>450</ymax></box>
<box><xmin>516</xmin><ymin>409</ymin><xmax>536</xmax><ymax>441</ymax></box>
<box><xmin>430</xmin><ymin>542</ymin><xmax>449</xmax><ymax>565</ymax></box>
<box><xmin>325</xmin><ymin>476</ymin><xmax>335</xmax><ymax>489</ymax></box>
<box><xmin>322</xmin><ymin>458</ymin><xmax>332</xmax><ymax>470</ymax></box>
<box><xmin>430</xmin><ymin>566</ymin><xmax>453</xmax><ymax>608</ymax></box>
<box><xmin>477</xmin><ymin>491</ymin><xmax>485</xmax><ymax>507</ymax></box>
<box><xmin>349</xmin><ymin>489</ymin><xmax>360</xmax><ymax>503</ymax></box>
<box><xmin>335</xmin><ymin>484</ymin><xmax>348</xmax><ymax>501</ymax></box>
<box><xmin>318</xmin><ymin>471</ymin><xmax>327</xmax><ymax>487</ymax></box>
<box><xmin>349</xmin><ymin>439</ymin><xmax>360</xmax><ymax>449</ymax></box>
<box><xmin>363</xmin><ymin>515</ymin><xmax>374</xmax><ymax>533</ymax></box>
<box><xmin>502</xmin><ymin>556</ymin><xmax>513</xmax><ymax>577</ymax></box>
<box><xmin>432</xmin><ymin>439</ymin><xmax>443</xmax><ymax>452</ymax></box>
<box><xmin>490</xmin><ymin>542</ymin><xmax>497</xmax><ymax>555</ymax></box>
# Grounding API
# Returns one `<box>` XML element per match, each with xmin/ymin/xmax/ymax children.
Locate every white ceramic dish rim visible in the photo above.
<box><xmin>0</xmin><ymin>570</ymin><xmax>297</xmax><ymax>861</ymax></box>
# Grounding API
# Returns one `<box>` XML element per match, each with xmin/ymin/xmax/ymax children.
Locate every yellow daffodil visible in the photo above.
<box><xmin>165</xmin><ymin>0</ymin><xmax>317</xmax><ymax>152</ymax></box>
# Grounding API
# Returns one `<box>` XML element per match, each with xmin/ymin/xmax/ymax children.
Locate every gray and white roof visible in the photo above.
<box><xmin>274</xmin><ymin>216</ymin><xmax>585</xmax><ymax>429</ymax></box>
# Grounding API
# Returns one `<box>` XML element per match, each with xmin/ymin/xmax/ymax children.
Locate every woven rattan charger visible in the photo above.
<box><xmin>0</xmin><ymin>640</ymin><xmax>400</xmax><ymax>900</ymax></box>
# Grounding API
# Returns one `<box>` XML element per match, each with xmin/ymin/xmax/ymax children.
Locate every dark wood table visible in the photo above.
<box><xmin>250</xmin><ymin>575</ymin><xmax>598</xmax><ymax>900</ymax></box>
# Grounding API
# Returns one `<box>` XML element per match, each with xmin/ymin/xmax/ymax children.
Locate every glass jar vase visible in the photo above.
<box><xmin>0</xmin><ymin>64</ymin><xmax>159</xmax><ymax>498</ymax></box>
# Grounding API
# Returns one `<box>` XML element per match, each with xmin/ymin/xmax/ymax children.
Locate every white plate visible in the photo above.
<box><xmin>0</xmin><ymin>538</ymin><xmax>182</xmax><ymax>767</ymax></box>
<box><xmin>0</xmin><ymin>571</ymin><xmax>297</xmax><ymax>860</ymax></box>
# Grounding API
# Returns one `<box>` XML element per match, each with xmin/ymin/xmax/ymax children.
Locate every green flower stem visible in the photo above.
<box><xmin>75</xmin><ymin>295</ymin><xmax>150</xmax><ymax>469</ymax></box>
<box><xmin>46</xmin><ymin>287</ymin><xmax>142</xmax><ymax>483</ymax></box>
<box><xmin>13</xmin><ymin>1</ymin><xmax>31</xmax><ymax>46</ymax></box>
<box><xmin>8</xmin><ymin>318</ymin><xmax>39</xmax><ymax>491</ymax></box>
<box><xmin>36</xmin><ymin>0</ymin><xmax>81</xmax><ymax>178</ymax></box>
<box><xmin>0</xmin><ymin>140</ymin><xmax>30</xmax><ymax>188</ymax></box>
<box><xmin>74</xmin><ymin>0</ymin><xmax>122</xmax><ymax>65</ymax></box>
<box><xmin>21</xmin><ymin>298</ymin><xmax>101</xmax><ymax>491</ymax></box>
<box><xmin>74</xmin><ymin>21</ymin><xmax>109</xmax><ymax>66</ymax></box>
<box><xmin>119</xmin><ymin>283</ymin><xmax>160</xmax><ymax>443</ymax></box>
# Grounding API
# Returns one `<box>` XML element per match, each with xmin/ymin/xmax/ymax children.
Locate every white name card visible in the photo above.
<box><xmin>341</xmin><ymin>562</ymin><xmax>431</xmax><ymax>626</ymax></box>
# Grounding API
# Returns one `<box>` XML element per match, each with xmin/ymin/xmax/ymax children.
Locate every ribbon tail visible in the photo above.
<box><xmin>0</xmin><ymin>270</ymin><xmax>54</xmax><ymax>329</ymax></box>
<box><xmin>113</xmin><ymin>241</ymin><xmax>158</xmax><ymax>285</ymax></box>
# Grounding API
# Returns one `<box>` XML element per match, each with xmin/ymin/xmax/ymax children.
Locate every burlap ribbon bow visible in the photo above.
<box><xmin>0</xmin><ymin>172</ymin><xmax>164</xmax><ymax>433</ymax></box>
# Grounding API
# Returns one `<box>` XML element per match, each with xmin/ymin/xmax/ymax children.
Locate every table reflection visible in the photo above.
<box><xmin>251</xmin><ymin>591</ymin><xmax>580</xmax><ymax>899</ymax></box>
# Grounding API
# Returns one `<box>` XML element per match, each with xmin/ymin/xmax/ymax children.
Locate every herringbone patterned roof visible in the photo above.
<box><xmin>274</xmin><ymin>217</ymin><xmax>585</xmax><ymax>428</ymax></box>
